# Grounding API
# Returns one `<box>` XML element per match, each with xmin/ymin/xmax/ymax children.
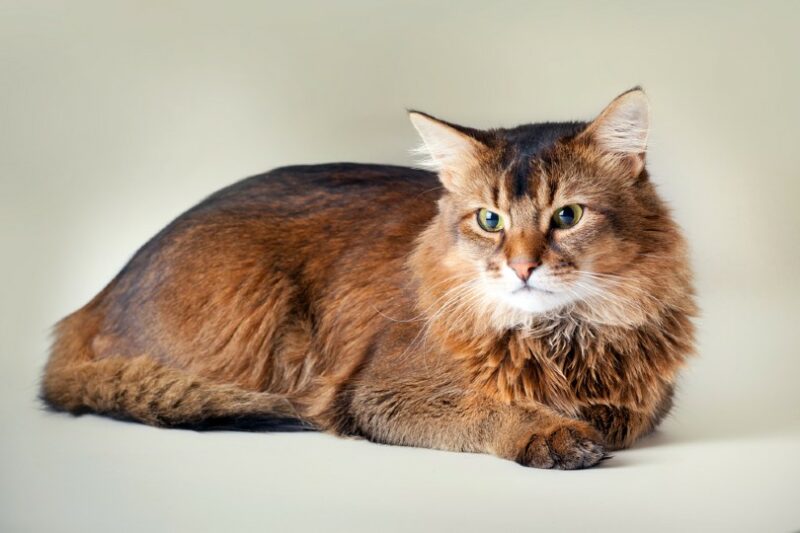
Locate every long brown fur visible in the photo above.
<box><xmin>42</xmin><ymin>89</ymin><xmax>695</xmax><ymax>469</ymax></box>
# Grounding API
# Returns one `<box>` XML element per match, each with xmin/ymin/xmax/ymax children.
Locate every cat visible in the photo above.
<box><xmin>41</xmin><ymin>88</ymin><xmax>695</xmax><ymax>469</ymax></box>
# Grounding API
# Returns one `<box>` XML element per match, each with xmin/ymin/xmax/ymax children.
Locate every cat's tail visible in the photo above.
<box><xmin>40</xmin><ymin>307</ymin><xmax>301</xmax><ymax>429</ymax></box>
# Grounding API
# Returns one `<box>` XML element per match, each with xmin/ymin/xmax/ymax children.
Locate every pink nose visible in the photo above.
<box><xmin>509</xmin><ymin>259</ymin><xmax>540</xmax><ymax>282</ymax></box>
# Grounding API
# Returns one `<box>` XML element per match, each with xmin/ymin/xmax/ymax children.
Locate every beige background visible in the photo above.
<box><xmin>1</xmin><ymin>1</ymin><xmax>798</xmax><ymax>531</ymax></box>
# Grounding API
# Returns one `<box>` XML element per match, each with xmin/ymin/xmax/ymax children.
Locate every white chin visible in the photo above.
<box><xmin>486</xmin><ymin>264</ymin><xmax>577</xmax><ymax>315</ymax></box>
<box><xmin>501</xmin><ymin>288</ymin><xmax>572</xmax><ymax>314</ymax></box>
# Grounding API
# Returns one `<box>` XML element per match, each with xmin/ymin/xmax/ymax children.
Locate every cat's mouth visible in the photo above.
<box><xmin>513</xmin><ymin>284</ymin><xmax>555</xmax><ymax>295</ymax></box>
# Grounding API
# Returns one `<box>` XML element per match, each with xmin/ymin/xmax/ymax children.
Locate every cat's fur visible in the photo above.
<box><xmin>41</xmin><ymin>88</ymin><xmax>695</xmax><ymax>469</ymax></box>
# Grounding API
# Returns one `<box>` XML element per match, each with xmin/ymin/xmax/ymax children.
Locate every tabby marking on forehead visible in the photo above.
<box><xmin>509</xmin><ymin>154</ymin><xmax>534</xmax><ymax>198</ymax></box>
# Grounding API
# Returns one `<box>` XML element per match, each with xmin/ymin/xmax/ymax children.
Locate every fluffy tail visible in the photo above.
<box><xmin>41</xmin><ymin>310</ymin><xmax>304</xmax><ymax>430</ymax></box>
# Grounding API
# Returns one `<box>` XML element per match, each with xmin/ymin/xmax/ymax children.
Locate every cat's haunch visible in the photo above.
<box><xmin>41</xmin><ymin>88</ymin><xmax>695</xmax><ymax>469</ymax></box>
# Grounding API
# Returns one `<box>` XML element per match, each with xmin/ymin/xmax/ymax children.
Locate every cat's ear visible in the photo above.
<box><xmin>578</xmin><ymin>88</ymin><xmax>650</xmax><ymax>176</ymax></box>
<box><xmin>409</xmin><ymin>111</ymin><xmax>485</xmax><ymax>191</ymax></box>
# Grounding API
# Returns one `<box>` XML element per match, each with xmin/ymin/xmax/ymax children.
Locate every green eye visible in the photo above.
<box><xmin>477</xmin><ymin>208</ymin><xmax>505</xmax><ymax>232</ymax></box>
<box><xmin>552</xmin><ymin>204</ymin><xmax>584</xmax><ymax>229</ymax></box>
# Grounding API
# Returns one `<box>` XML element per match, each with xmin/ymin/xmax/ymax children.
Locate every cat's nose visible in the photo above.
<box><xmin>509</xmin><ymin>259</ymin><xmax>540</xmax><ymax>282</ymax></box>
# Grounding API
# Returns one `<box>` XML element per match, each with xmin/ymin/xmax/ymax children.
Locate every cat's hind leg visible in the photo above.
<box><xmin>41</xmin><ymin>353</ymin><xmax>305</xmax><ymax>430</ymax></box>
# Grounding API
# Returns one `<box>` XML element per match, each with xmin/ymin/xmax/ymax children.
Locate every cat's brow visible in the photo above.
<box><xmin>500</xmin><ymin>155</ymin><xmax>555</xmax><ymax>216</ymax></box>
<box><xmin>537</xmin><ymin>164</ymin><xmax>556</xmax><ymax>209</ymax></box>
<box><xmin>510</xmin><ymin>155</ymin><xmax>533</xmax><ymax>199</ymax></box>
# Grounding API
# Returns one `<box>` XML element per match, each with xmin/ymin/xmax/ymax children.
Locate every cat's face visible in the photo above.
<box><xmin>412</xmin><ymin>89</ymin><xmax>680</xmax><ymax>326</ymax></box>
<box><xmin>438</xmin><ymin>145</ymin><xmax>649</xmax><ymax>318</ymax></box>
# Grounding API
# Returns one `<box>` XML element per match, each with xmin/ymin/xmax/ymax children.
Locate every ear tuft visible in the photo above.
<box><xmin>408</xmin><ymin>111</ymin><xmax>483</xmax><ymax>188</ymax></box>
<box><xmin>580</xmin><ymin>88</ymin><xmax>650</xmax><ymax>174</ymax></box>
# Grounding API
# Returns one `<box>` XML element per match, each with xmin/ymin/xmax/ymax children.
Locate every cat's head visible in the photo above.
<box><xmin>410</xmin><ymin>88</ymin><xmax>690</xmax><ymax>329</ymax></box>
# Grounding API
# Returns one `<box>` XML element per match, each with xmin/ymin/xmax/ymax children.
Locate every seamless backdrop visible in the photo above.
<box><xmin>1</xmin><ymin>1</ymin><xmax>798</xmax><ymax>532</ymax></box>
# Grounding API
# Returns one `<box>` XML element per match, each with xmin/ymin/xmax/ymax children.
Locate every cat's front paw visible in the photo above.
<box><xmin>516</xmin><ymin>422</ymin><xmax>606</xmax><ymax>470</ymax></box>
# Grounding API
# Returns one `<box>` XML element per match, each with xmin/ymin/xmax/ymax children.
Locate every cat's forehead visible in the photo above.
<box><xmin>493</xmin><ymin>164</ymin><xmax>552</xmax><ymax>222</ymax></box>
<box><xmin>489</xmin><ymin>121</ymin><xmax>590</xmax><ymax>212</ymax></box>
<box><xmin>498</xmin><ymin>121</ymin><xmax>588</xmax><ymax>159</ymax></box>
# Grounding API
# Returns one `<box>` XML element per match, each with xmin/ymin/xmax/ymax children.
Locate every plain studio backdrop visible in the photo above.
<box><xmin>1</xmin><ymin>1</ymin><xmax>798</xmax><ymax>532</ymax></box>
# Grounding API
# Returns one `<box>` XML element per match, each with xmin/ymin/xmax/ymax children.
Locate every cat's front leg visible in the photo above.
<box><xmin>579</xmin><ymin>404</ymin><xmax>656</xmax><ymax>450</ymax></box>
<box><xmin>346</xmin><ymin>382</ymin><xmax>608</xmax><ymax>469</ymax></box>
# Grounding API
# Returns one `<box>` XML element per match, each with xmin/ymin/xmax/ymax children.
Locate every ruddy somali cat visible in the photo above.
<box><xmin>42</xmin><ymin>88</ymin><xmax>695</xmax><ymax>469</ymax></box>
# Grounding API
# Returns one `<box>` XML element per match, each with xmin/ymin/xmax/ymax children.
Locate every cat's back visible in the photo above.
<box><xmin>190</xmin><ymin>162</ymin><xmax>440</xmax><ymax>218</ymax></box>
<box><xmin>85</xmin><ymin>163</ymin><xmax>441</xmax><ymax>362</ymax></box>
<box><xmin>121</xmin><ymin>162</ymin><xmax>441</xmax><ymax>276</ymax></box>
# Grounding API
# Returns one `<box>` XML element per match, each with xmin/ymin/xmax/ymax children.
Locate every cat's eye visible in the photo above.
<box><xmin>552</xmin><ymin>204</ymin><xmax>584</xmax><ymax>229</ymax></box>
<box><xmin>477</xmin><ymin>208</ymin><xmax>505</xmax><ymax>232</ymax></box>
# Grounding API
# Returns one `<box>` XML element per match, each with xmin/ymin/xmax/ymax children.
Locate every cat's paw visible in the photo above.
<box><xmin>516</xmin><ymin>422</ymin><xmax>606</xmax><ymax>470</ymax></box>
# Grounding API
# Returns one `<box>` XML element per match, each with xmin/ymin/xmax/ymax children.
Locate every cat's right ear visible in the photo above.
<box><xmin>577</xmin><ymin>88</ymin><xmax>650</xmax><ymax>177</ymax></box>
<box><xmin>409</xmin><ymin>111</ymin><xmax>484</xmax><ymax>192</ymax></box>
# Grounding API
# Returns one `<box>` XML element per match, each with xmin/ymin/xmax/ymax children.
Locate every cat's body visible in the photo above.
<box><xmin>42</xmin><ymin>89</ymin><xmax>695</xmax><ymax>469</ymax></box>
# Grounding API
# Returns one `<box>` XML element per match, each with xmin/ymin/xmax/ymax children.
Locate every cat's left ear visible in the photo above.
<box><xmin>578</xmin><ymin>87</ymin><xmax>650</xmax><ymax>177</ymax></box>
<box><xmin>408</xmin><ymin>111</ymin><xmax>486</xmax><ymax>192</ymax></box>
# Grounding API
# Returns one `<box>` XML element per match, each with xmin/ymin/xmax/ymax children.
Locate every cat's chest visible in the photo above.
<box><xmin>456</xmin><ymin>325</ymin><xmax>651</xmax><ymax>415</ymax></box>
